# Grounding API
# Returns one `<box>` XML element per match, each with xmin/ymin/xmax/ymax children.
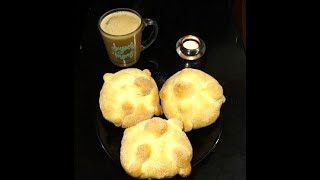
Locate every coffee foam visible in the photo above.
<box><xmin>100</xmin><ymin>11</ymin><xmax>141</xmax><ymax>36</ymax></box>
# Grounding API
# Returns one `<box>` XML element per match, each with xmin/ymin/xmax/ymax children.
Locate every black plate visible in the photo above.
<box><xmin>96</xmin><ymin>107</ymin><xmax>223</xmax><ymax>169</ymax></box>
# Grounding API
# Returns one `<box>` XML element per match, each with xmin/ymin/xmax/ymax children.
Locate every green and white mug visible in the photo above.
<box><xmin>98</xmin><ymin>8</ymin><xmax>158</xmax><ymax>67</ymax></box>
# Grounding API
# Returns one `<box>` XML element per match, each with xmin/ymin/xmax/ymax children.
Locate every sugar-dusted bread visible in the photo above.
<box><xmin>120</xmin><ymin>117</ymin><xmax>193</xmax><ymax>179</ymax></box>
<box><xmin>159</xmin><ymin>68</ymin><xmax>226</xmax><ymax>132</ymax></box>
<box><xmin>99</xmin><ymin>68</ymin><xmax>162</xmax><ymax>128</ymax></box>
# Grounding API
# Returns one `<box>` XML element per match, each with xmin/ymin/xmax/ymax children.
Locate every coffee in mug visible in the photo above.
<box><xmin>98</xmin><ymin>8</ymin><xmax>158</xmax><ymax>67</ymax></box>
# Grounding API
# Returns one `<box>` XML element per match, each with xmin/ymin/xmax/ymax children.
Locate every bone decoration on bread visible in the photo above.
<box><xmin>160</xmin><ymin>68</ymin><xmax>226</xmax><ymax>132</ymax></box>
<box><xmin>99</xmin><ymin>68</ymin><xmax>162</xmax><ymax>128</ymax></box>
<box><xmin>120</xmin><ymin>117</ymin><xmax>193</xmax><ymax>179</ymax></box>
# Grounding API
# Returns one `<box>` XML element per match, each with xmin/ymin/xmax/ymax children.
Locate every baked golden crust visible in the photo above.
<box><xmin>99</xmin><ymin>68</ymin><xmax>162</xmax><ymax>128</ymax></box>
<box><xmin>120</xmin><ymin>117</ymin><xmax>193</xmax><ymax>179</ymax></box>
<box><xmin>159</xmin><ymin>68</ymin><xmax>226</xmax><ymax>132</ymax></box>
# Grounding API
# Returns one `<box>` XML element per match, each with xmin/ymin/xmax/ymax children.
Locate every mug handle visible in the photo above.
<box><xmin>141</xmin><ymin>18</ymin><xmax>158</xmax><ymax>51</ymax></box>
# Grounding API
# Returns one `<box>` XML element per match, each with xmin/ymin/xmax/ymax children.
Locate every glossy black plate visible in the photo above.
<box><xmin>96</xmin><ymin>107</ymin><xmax>223</xmax><ymax>169</ymax></box>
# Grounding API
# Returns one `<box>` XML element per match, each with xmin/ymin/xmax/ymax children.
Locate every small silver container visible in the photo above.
<box><xmin>176</xmin><ymin>35</ymin><xmax>206</xmax><ymax>68</ymax></box>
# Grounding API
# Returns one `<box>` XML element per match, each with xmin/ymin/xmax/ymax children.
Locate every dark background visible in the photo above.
<box><xmin>74</xmin><ymin>0</ymin><xmax>246</xmax><ymax>179</ymax></box>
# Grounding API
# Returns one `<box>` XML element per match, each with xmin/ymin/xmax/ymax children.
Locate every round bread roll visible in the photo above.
<box><xmin>120</xmin><ymin>117</ymin><xmax>193</xmax><ymax>179</ymax></box>
<box><xmin>99</xmin><ymin>68</ymin><xmax>162</xmax><ymax>128</ymax></box>
<box><xmin>159</xmin><ymin>68</ymin><xmax>226</xmax><ymax>132</ymax></box>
